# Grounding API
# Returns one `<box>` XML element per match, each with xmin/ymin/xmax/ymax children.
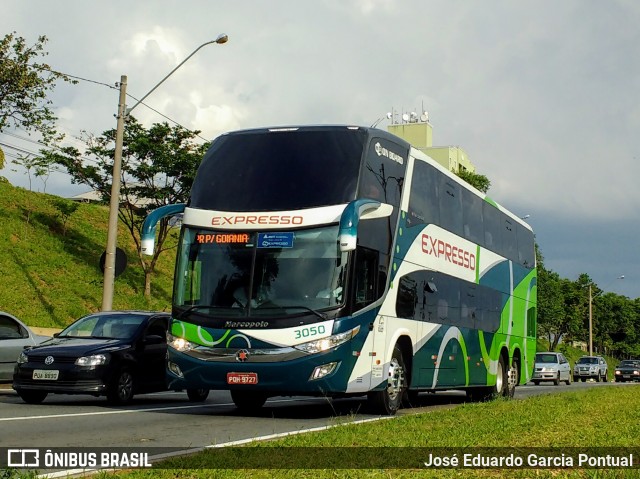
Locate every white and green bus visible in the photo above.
<box><xmin>142</xmin><ymin>125</ymin><xmax>537</xmax><ymax>415</ymax></box>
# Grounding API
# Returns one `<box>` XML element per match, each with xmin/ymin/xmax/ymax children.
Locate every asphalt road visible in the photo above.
<box><xmin>0</xmin><ymin>380</ymin><xmax>627</xmax><ymax>451</ymax></box>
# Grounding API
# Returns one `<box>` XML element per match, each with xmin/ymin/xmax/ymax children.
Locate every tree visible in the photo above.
<box><xmin>42</xmin><ymin>118</ymin><xmax>209</xmax><ymax>298</ymax></box>
<box><xmin>536</xmin><ymin>246</ymin><xmax>590</xmax><ymax>351</ymax></box>
<box><xmin>0</xmin><ymin>32</ymin><xmax>75</xmax><ymax>147</ymax></box>
<box><xmin>10</xmin><ymin>152</ymin><xmax>54</xmax><ymax>192</ymax></box>
<box><xmin>456</xmin><ymin>168</ymin><xmax>491</xmax><ymax>193</ymax></box>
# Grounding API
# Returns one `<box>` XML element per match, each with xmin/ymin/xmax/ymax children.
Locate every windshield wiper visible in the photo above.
<box><xmin>253</xmin><ymin>305</ymin><xmax>328</xmax><ymax>321</ymax></box>
<box><xmin>177</xmin><ymin>305</ymin><xmax>240</xmax><ymax>319</ymax></box>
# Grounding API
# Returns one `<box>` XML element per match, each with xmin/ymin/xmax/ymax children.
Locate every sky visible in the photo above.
<box><xmin>2</xmin><ymin>0</ymin><xmax>639</xmax><ymax>298</ymax></box>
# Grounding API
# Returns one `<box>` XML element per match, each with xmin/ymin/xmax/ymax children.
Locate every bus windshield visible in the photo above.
<box><xmin>174</xmin><ymin>225</ymin><xmax>348</xmax><ymax>318</ymax></box>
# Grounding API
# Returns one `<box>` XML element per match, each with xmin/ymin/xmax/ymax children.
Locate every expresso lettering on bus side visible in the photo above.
<box><xmin>421</xmin><ymin>233</ymin><xmax>476</xmax><ymax>270</ymax></box>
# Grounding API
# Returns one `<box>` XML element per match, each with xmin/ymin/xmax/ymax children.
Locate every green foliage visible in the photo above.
<box><xmin>40</xmin><ymin>118</ymin><xmax>209</xmax><ymax>298</ymax></box>
<box><xmin>50</xmin><ymin>197</ymin><xmax>79</xmax><ymax>235</ymax></box>
<box><xmin>456</xmin><ymin>168</ymin><xmax>491</xmax><ymax>193</ymax></box>
<box><xmin>10</xmin><ymin>153</ymin><xmax>55</xmax><ymax>192</ymax></box>
<box><xmin>0</xmin><ymin>469</ymin><xmax>39</xmax><ymax>479</ymax></box>
<box><xmin>0</xmin><ymin>32</ymin><xmax>76</xmax><ymax>142</ymax></box>
<box><xmin>0</xmin><ymin>181</ymin><xmax>175</xmax><ymax>328</ymax></box>
<box><xmin>537</xmin><ymin>260</ymin><xmax>638</xmax><ymax>359</ymax></box>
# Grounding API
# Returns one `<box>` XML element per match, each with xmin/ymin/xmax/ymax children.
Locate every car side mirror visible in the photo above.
<box><xmin>53</xmin><ymin>332</ymin><xmax>60</xmax><ymax>338</ymax></box>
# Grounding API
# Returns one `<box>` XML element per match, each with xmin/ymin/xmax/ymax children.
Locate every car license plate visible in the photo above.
<box><xmin>33</xmin><ymin>369</ymin><xmax>59</xmax><ymax>380</ymax></box>
<box><xmin>227</xmin><ymin>372</ymin><xmax>258</xmax><ymax>385</ymax></box>
<box><xmin>623</xmin><ymin>375</ymin><xmax>631</xmax><ymax>378</ymax></box>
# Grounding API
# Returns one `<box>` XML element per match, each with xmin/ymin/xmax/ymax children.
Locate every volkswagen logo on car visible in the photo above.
<box><xmin>44</xmin><ymin>356</ymin><xmax>54</xmax><ymax>365</ymax></box>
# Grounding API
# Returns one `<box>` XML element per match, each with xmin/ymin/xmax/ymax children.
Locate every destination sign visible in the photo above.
<box><xmin>195</xmin><ymin>233</ymin><xmax>251</xmax><ymax>244</ymax></box>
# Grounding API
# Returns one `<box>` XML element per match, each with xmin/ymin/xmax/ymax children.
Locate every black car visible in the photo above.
<box><xmin>12</xmin><ymin>311</ymin><xmax>209</xmax><ymax>404</ymax></box>
<box><xmin>614</xmin><ymin>360</ymin><xmax>640</xmax><ymax>383</ymax></box>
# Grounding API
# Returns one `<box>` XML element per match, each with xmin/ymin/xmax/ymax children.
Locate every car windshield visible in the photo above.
<box><xmin>59</xmin><ymin>314</ymin><xmax>146</xmax><ymax>339</ymax></box>
<box><xmin>577</xmin><ymin>357</ymin><xmax>598</xmax><ymax>364</ymax></box>
<box><xmin>618</xmin><ymin>360</ymin><xmax>638</xmax><ymax>367</ymax></box>
<box><xmin>535</xmin><ymin>353</ymin><xmax>558</xmax><ymax>364</ymax></box>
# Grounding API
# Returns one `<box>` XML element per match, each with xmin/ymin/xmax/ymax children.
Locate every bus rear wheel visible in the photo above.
<box><xmin>231</xmin><ymin>390</ymin><xmax>267</xmax><ymax>411</ymax></box>
<box><xmin>367</xmin><ymin>345</ymin><xmax>407</xmax><ymax>415</ymax></box>
<box><xmin>493</xmin><ymin>354</ymin><xmax>516</xmax><ymax>399</ymax></box>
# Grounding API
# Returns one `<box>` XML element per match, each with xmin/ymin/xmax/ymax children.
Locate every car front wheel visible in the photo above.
<box><xmin>17</xmin><ymin>390</ymin><xmax>48</xmax><ymax>404</ymax></box>
<box><xmin>107</xmin><ymin>368</ymin><xmax>134</xmax><ymax>404</ymax></box>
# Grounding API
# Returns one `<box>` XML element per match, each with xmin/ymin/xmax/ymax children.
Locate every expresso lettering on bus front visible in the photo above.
<box><xmin>211</xmin><ymin>215</ymin><xmax>304</xmax><ymax>226</ymax></box>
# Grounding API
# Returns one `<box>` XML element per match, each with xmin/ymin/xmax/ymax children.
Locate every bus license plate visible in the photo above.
<box><xmin>33</xmin><ymin>370</ymin><xmax>59</xmax><ymax>380</ymax></box>
<box><xmin>227</xmin><ymin>372</ymin><xmax>258</xmax><ymax>385</ymax></box>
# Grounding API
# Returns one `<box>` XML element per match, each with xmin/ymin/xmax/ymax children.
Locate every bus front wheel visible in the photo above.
<box><xmin>367</xmin><ymin>345</ymin><xmax>407</xmax><ymax>416</ymax></box>
<box><xmin>231</xmin><ymin>390</ymin><xmax>267</xmax><ymax>411</ymax></box>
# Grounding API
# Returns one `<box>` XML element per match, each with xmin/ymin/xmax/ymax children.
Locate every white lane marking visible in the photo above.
<box><xmin>0</xmin><ymin>398</ymin><xmax>302</xmax><ymax>422</ymax></box>
<box><xmin>38</xmin><ymin>414</ymin><xmax>394</xmax><ymax>478</ymax></box>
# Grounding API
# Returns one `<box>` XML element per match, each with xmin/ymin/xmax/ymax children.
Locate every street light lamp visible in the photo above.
<box><xmin>101</xmin><ymin>34</ymin><xmax>228</xmax><ymax>311</ymax></box>
<box><xmin>588</xmin><ymin>275</ymin><xmax>624</xmax><ymax>356</ymax></box>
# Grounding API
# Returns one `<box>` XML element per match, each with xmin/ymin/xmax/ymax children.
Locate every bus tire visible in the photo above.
<box><xmin>493</xmin><ymin>353</ymin><xmax>516</xmax><ymax>399</ymax></box>
<box><xmin>402</xmin><ymin>389</ymin><xmax>420</xmax><ymax>408</ymax></box>
<box><xmin>504</xmin><ymin>355</ymin><xmax>518</xmax><ymax>398</ymax></box>
<box><xmin>231</xmin><ymin>390</ymin><xmax>267</xmax><ymax>411</ymax></box>
<box><xmin>367</xmin><ymin>345</ymin><xmax>407</xmax><ymax>415</ymax></box>
<box><xmin>187</xmin><ymin>388</ymin><xmax>210</xmax><ymax>402</ymax></box>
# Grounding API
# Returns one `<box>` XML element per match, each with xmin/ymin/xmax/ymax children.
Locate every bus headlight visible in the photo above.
<box><xmin>295</xmin><ymin>326</ymin><xmax>360</xmax><ymax>354</ymax></box>
<box><xmin>168</xmin><ymin>333</ymin><xmax>198</xmax><ymax>352</ymax></box>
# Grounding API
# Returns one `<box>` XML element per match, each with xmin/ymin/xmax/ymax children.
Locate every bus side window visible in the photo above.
<box><xmin>353</xmin><ymin>247</ymin><xmax>379</xmax><ymax>309</ymax></box>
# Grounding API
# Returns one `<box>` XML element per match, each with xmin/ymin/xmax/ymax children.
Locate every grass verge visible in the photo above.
<box><xmin>79</xmin><ymin>385</ymin><xmax>640</xmax><ymax>479</ymax></box>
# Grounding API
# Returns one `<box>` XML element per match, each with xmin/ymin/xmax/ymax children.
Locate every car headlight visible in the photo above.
<box><xmin>17</xmin><ymin>351</ymin><xmax>28</xmax><ymax>364</ymax></box>
<box><xmin>295</xmin><ymin>326</ymin><xmax>360</xmax><ymax>354</ymax></box>
<box><xmin>168</xmin><ymin>332</ymin><xmax>199</xmax><ymax>352</ymax></box>
<box><xmin>75</xmin><ymin>354</ymin><xmax>109</xmax><ymax>366</ymax></box>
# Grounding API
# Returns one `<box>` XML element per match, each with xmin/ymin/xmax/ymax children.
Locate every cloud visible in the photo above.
<box><xmin>2</xmin><ymin>0</ymin><xmax>639</xmax><ymax>296</ymax></box>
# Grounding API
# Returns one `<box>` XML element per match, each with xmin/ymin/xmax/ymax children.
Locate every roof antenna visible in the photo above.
<box><xmin>371</xmin><ymin>112</ymin><xmax>392</xmax><ymax>128</ymax></box>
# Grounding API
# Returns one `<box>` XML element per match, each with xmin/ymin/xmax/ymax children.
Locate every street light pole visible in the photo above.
<box><xmin>101</xmin><ymin>75</ymin><xmax>127</xmax><ymax>311</ymax></box>
<box><xmin>588</xmin><ymin>284</ymin><xmax>593</xmax><ymax>356</ymax></box>
<box><xmin>101</xmin><ymin>34</ymin><xmax>228</xmax><ymax>311</ymax></box>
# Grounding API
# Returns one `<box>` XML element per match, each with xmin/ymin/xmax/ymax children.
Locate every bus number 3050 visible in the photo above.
<box><xmin>294</xmin><ymin>324</ymin><xmax>326</xmax><ymax>340</ymax></box>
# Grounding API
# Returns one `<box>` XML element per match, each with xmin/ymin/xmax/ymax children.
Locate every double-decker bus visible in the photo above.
<box><xmin>142</xmin><ymin>125</ymin><xmax>537</xmax><ymax>415</ymax></box>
